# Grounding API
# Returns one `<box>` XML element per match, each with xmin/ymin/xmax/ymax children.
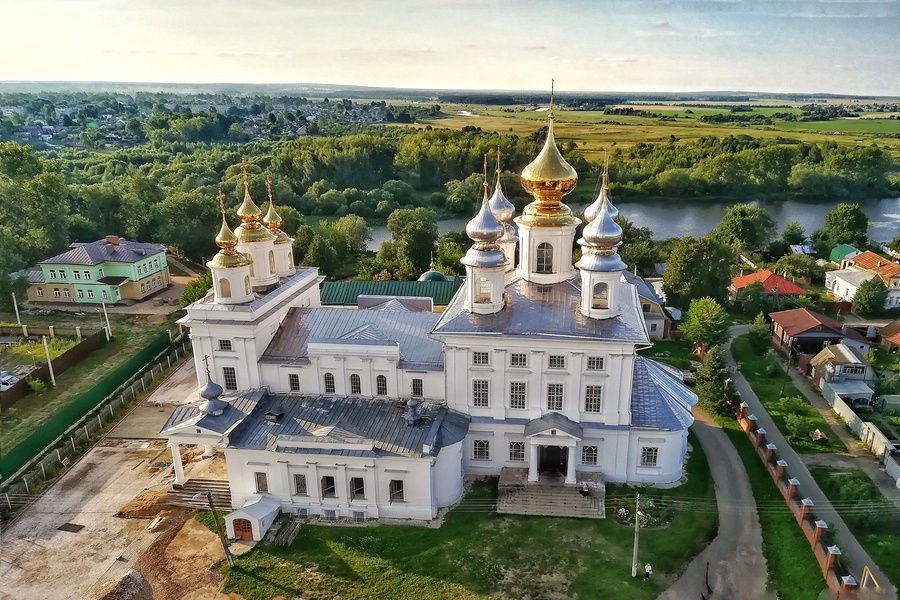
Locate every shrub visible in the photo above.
<box><xmin>784</xmin><ymin>413</ymin><xmax>813</xmax><ymax>442</ymax></box>
<box><xmin>781</xmin><ymin>396</ymin><xmax>809</xmax><ymax>414</ymax></box>
<box><xmin>27</xmin><ymin>379</ymin><xmax>47</xmax><ymax>394</ymax></box>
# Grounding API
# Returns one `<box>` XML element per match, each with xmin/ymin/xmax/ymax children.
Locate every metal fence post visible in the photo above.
<box><xmin>4</xmin><ymin>493</ymin><xmax>10</xmax><ymax>510</ymax></box>
<box><xmin>40</xmin><ymin>463</ymin><xmax>46</xmax><ymax>479</ymax></box>
<box><xmin>84</xmin><ymin>425</ymin><xmax>89</xmax><ymax>439</ymax></box>
<box><xmin>23</xmin><ymin>478</ymin><xmax>29</xmax><ymax>494</ymax></box>
<box><xmin>56</xmin><ymin>449</ymin><xmax>61</xmax><ymax>462</ymax></box>
<box><xmin>71</xmin><ymin>437</ymin><xmax>76</xmax><ymax>452</ymax></box>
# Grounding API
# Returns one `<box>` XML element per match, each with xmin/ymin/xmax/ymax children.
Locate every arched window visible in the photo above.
<box><xmin>475</xmin><ymin>277</ymin><xmax>491</xmax><ymax>303</ymax></box>
<box><xmin>536</xmin><ymin>243</ymin><xmax>554</xmax><ymax>274</ymax></box>
<box><xmin>592</xmin><ymin>282</ymin><xmax>609</xmax><ymax>309</ymax></box>
<box><xmin>219</xmin><ymin>278</ymin><xmax>231</xmax><ymax>298</ymax></box>
<box><xmin>244</xmin><ymin>276</ymin><xmax>251</xmax><ymax>294</ymax></box>
<box><xmin>268</xmin><ymin>250</ymin><xmax>275</xmax><ymax>274</ymax></box>
<box><xmin>350</xmin><ymin>373</ymin><xmax>361</xmax><ymax>395</ymax></box>
<box><xmin>324</xmin><ymin>372</ymin><xmax>335</xmax><ymax>394</ymax></box>
<box><xmin>376</xmin><ymin>375</ymin><xmax>388</xmax><ymax>396</ymax></box>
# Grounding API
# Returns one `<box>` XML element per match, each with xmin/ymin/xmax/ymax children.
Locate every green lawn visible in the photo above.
<box><xmin>206</xmin><ymin>434</ymin><xmax>716</xmax><ymax>600</ymax></box>
<box><xmin>0</xmin><ymin>336</ymin><xmax>79</xmax><ymax>372</ymax></box>
<box><xmin>809</xmin><ymin>467</ymin><xmax>899</xmax><ymax>589</ymax></box>
<box><xmin>730</xmin><ymin>336</ymin><xmax>844</xmax><ymax>453</ymax></box>
<box><xmin>638</xmin><ymin>340</ymin><xmax>697</xmax><ymax>371</ymax></box>
<box><xmin>0</xmin><ymin>311</ymin><xmax>172</xmax><ymax>452</ymax></box>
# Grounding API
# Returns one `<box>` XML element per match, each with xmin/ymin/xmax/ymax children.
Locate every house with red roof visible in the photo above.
<box><xmin>769</xmin><ymin>307</ymin><xmax>870</xmax><ymax>357</ymax></box>
<box><xmin>728</xmin><ymin>269</ymin><xmax>806</xmax><ymax>302</ymax></box>
<box><xmin>877</xmin><ymin>321</ymin><xmax>900</xmax><ymax>353</ymax></box>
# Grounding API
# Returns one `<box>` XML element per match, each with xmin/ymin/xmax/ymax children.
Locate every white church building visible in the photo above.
<box><xmin>162</xmin><ymin>122</ymin><xmax>696</xmax><ymax>540</ymax></box>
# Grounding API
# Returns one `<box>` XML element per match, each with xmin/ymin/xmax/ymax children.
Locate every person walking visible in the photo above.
<box><xmin>643</xmin><ymin>563</ymin><xmax>652</xmax><ymax>581</ymax></box>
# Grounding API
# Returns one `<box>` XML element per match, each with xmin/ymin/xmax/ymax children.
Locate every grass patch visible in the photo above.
<box><xmin>210</xmin><ymin>435</ymin><xmax>715</xmax><ymax>600</ymax></box>
<box><xmin>0</xmin><ymin>336</ymin><xmax>80</xmax><ymax>372</ymax></box>
<box><xmin>809</xmin><ymin>467</ymin><xmax>899</xmax><ymax>588</ymax></box>
<box><xmin>0</xmin><ymin>311</ymin><xmax>171</xmax><ymax>454</ymax></box>
<box><xmin>638</xmin><ymin>340</ymin><xmax>697</xmax><ymax>371</ymax></box>
<box><xmin>775</xmin><ymin>119</ymin><xmax>900</xmax><ymax>135</ymax></box>
<box><xmin>730</xmin><ymin>336</ymin><xmax>844</xmax><ymax>453</ymax></box>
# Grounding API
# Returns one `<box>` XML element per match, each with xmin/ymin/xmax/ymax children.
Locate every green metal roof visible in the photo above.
<box><xmin>829</xmin><ymin>244</ymin><xmax>858</xmax><ymax>263</ymax></box>
<box><xmin>320</xmin><ymin>279</ymin><xmax>463</xmax><ymax>306</ymax></box>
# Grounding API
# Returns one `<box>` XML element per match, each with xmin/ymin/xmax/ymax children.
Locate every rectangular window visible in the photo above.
<box><xmin>350</xmin><ymin>477</ymin><xmax>365</xmax><ymax>500</ymax></box>
<box><xmin>509</xmin><ymin>441</ymin><xmax>525</xmax><ymax>462</ymax></box>
<box><xmin>584</xmin><ymin>385</ymin><xmax>602</xmax><ymax>413</ymax></box>
<box><xmin>509</xmin><ymin>381</ymin><xmax>526</xmax><ymax>409</ymax></box>
<box><xmin>84</xmin><ymin>271</ymin><xmax>91</xmax><ymax>280</ymax></box>
<box><xmin>353</xmin><ymin>511</ymin><xmax>365</xmax><ymax>522</ymax></box>
<box><xmin>222</xmin><ymin>366</ymin><xmax>237</xmax><ymax>391</ymax></box>
<box><xmin>510</xmin><ymin>352</ymin><xmax>527</xmax><ymax>368</ymax></box>
<box><xmin>218</xmin><ymin>339</ymin><xmax>232</xmax><ymax>351</ymax></box>
<box><xmin>473</xmin><ymin>439</ymin><xmax>490</xmax><ymax>460</ymax></box>
<box><xmin>843</xmin><ymin>366</ymin><xmax>865</xmax><ymax>375</ymax></box>
<box><xmin>73</xmin><ymin>271</ymin><xmax>81</xmax><ymax>280</ymax></box>
<box><xmin>473</xmin><ymin>379</ymin><xmax>489</xmax><ymax>407</ymax></box>
<box><xmin>650</xmin><ymin>323</ymin><xmax>658</xmax><ymax>332</ymax></box>
<box><xmin>547</xmin><ymin>383</ymin><xmax>564</xmax><ymax>411</ymax></box>
<box><xmin>411</xmin><ymin>378</ymin><xmax>423</xmax><ymax>398</ymax></box>
<box><xmin>548</xmin><ymin>355</ymin><xmax>566</xmax><ymax>369</ymax></box>
<box><xmin>49</xmin><ymin>269</ymin><xmax>56</xmax><ymax>279</ymax></box>
<box><xmin>642</xmin><ymin>303</ymin><xmax>651</xmax><ymax>313</ymax></box>
<box><xmin>472</xmin><ymin>351</ymin><xmax>489</xmax><ymax>366</ymax></box>
<box><xmin>255</xmin><ymin>472</ymin><xmax>268</xmax><ymax>493</ymax></box>
<box><xmin>288</xmin><ymin>373</ymin><xmax>300</xmax><ymax>391</ymax></box>
<box><xmin>641</xmin><ymin>447</ymin><xmax>659</xmax><ymax>467</ymax></box>
<box><xmin>582</xmin><ymin>446</ymin><xmax>598</xmax><ymax>465</ymax></box>
<box><xmin>389</xmin><ymin>479</ymin><xmax>404</xmax><ymax>502</ymax></box>
<box><xmin>293</xmin><ymin>473</ymin><xmax>307</xmax><ymax>495</ymax></box>
<box><xmin>323</xmin><ymin>509</ymin><xmax>337</xmax><ymax>520</ymax></box>
<box><xmin>53</xmin><ymin>288</ymin><xmax>61</xmax><ymax>297</ymax></box>
<box><xmin>77</xmin><ymin>289</ymin><xmax>84</xmax><ymax>298</ymax></box>
<box><xmin>87</xmin><ymin>289</ymin><xmax>94</xmax><ymax>299</ymax></box>
<box><xmin>98</xmin><ymin>268</ymin><xmax>104</xmax><ymax>277</ymax></box>
<box><xmin>64</xmin><ymin>289</ymin><xmax>71</xmax><ymax>298</ymax></box>
<box><xmin>321</xmin><ymin>475</ymin><xmax>336</xmax><ymax>498</ymax></box>
<box><xmin>587</xmin><ymin>356</ymin><xmax>604</xmax><ymax>371</ymax></box>
<box><xmin>101</xmin><ymin>290</ymin><xmax>107</xmax><ymax>300</ymax></box>
<box><xmin>36</xmin><ymin>288</ymin><xmax>43</xmax><ymax>297</ymax></box>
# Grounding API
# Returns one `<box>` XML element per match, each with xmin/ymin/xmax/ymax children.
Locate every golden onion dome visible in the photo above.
<box><xmin>273</xmin><ymin>229</ymin><xmax>293</xmax><ymax>245</ymax></box>
<box><xmin>263</xmin><ymin>175</ymin><xmax>283</xmax><ymax>230</ymax></box>
<box><xmin>235</xmin><ymin>222</ymin><xmax>277</xmax><ymax>243</ymax></box>
<box><xmin>237</xmin><ymin>183</ymin><xmax>263</xmax><ymax>222</ymax></box>
<box><xmin>215</xmin><ymin>213</ymin><xmax>239</xmax><ymax>248</ymax></box>
<box><xmin>520</xmin><ymin>116</ymin><xmax>578</xmax><ymax>204</ymax></box>
<box><xmin>207</xmin><ymin>250</ymin><xmax>252</xmax><ymax>270</ymax></box>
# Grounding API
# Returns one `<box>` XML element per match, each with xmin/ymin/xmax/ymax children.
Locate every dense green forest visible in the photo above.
<box><xmin>1</xmin><ymin>92</ymin><xmax>898</xmax><ymax>305</ymax></box>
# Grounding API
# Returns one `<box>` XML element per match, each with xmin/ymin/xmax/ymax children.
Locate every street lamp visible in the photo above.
<box><xmin>192</xmin><ymin>491</ymin><xmax>235</xmax><ymax>567</ymax></box>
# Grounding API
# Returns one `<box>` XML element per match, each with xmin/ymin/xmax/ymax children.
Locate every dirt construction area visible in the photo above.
<box><xmin>0</xmin><ymin>361</ymin><xmax>242</xmax><ymax>600</ymax></box>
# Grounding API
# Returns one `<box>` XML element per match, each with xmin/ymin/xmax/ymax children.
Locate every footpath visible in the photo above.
<box><xmin>723</xmin><ymin>326</ymin><xmax>896</xmax><ymax>598</ymax></box>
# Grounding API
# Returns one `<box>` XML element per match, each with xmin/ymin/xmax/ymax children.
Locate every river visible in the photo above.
<box><xmin>367</xmin><ymin>196</ymin><xmax>900</xmax><ymax>251</ymax></box>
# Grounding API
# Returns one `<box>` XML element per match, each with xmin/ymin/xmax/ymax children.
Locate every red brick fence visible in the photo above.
<box><xmin>736</xmin><ymin>402</ymin><xmax>860</xmax><ymax>592</ymax></box>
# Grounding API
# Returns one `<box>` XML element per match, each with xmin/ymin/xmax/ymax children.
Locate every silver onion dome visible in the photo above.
<box><xmin>584</xmin><ymin>185</ymin><xmax>618</xmax><ymax>223</ymax></box>
<box><xmin>582</xmin><ymin>195</ymin><xmax>622</xmax><ymax>248</ymax></box>
<box><xmin>489</xmin><ymin>178</ymin><xmax>515</xmax><ymax>224</ymax></box>
<box><xmin>466</xmin><ymin>188</ymin><xmax>505</xmax><ymax>244</ymax></box>
<box><xmin>200</xmin><ymin>378</ymin><xmax>224</xmax><ymax>400</ymax></box>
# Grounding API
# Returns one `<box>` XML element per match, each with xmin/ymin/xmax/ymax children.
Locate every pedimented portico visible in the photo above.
<box><xmin>525</xmin><ymin>413</ymin><xmax>581</xmax><ymax>484</ymax></box>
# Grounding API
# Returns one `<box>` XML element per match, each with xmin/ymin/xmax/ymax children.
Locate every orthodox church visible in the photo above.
<box><xmin>161</xmin><ymin>113</ymin><xmax>696</xmax><ymax>540</ymax></box>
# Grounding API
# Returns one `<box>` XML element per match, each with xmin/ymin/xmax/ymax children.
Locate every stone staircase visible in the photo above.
<box><xmin>497</xmin><ymin>483</ymin><xmax>605</xmax><ymax>519</ymax></box>
<box><xmin>167</xmin><ymin>478</ymin><xmax>232</xmax><ymax>509</ymax></box>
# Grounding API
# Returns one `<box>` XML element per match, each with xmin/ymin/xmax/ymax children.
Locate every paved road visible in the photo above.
<box><xmin>659</xmin><ymin>409</ymin><xmax>772</xmax><ymax>600</ymax></box>
<box><xmin>723</xmin><ymin>326</ymin><xmax>896</xmax><ymax>598</ymax></box>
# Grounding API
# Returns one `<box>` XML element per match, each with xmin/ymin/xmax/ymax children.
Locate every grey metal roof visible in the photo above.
<box><xmin>227</xmin><ymin>394</ymin><xmax>469</xmax><ymax>458</ymax></box>
<box><xmin>262</xmin><ymin>306</ymin><xmax>444</xmax><ymax>369</ymax></box>
<box><xmin>630</xmin><ymin>357</ymin><xmax>697</xmax><ymax>431</ymax></box>
<box><xmin>26</xmin><ymin>268</ymin><xmax>44</xmax><ymax>283</ymax></box>
<box><xmin>622</xmin><ymin>270</ymin><xmax>666</xmax><ymax>307</ymax></box>
<box><xmin>160</xmin><ymin>390</ymin><xmax>264</xmax><ymax>435</ymax></box>
<box><xmin>357</xmin><ymin>295</ymin><xmax>434</xmax><ymax>312</ymax></box>
<box><xmin>432</xmin><ymin>275</ymin><xmax>650</xmax><ymax>344</ymax></box>
<box><xmin>40</xmin><ymin>238</ymin><xmax>165</xmax><ymax>266</ymax></box>
<box><xmin>524</xmin><ymin>412</ymin><xmax>584</xmax><ymax>438</ymax></box>
<box><xmin>826</xmin><ymin>269</ymin><xmax>875</xmax><ymax>287</ymax></box>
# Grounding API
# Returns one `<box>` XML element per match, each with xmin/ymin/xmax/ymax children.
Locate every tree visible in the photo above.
<box><xmin>715</xmin><ymin>204</ymin><xmax>775</xmax><ymax>251</ymax></box>
<box><xmin>695</xmin><ymin>345</ymin><xmax>739</xmax><ymax>416</ymax></box>
<box><xmin>180</xmin><ymin>271</ymin><xmax>213</xmax><ymax>307</ymax></box>
<box><xmin>292</xmin><ymin>224</ymin><xmax>315</xmax><ymax>259</ymax></box>
<box><xmin>444</xmin><ymin>173</ymin><xmax>482</xmax><ymax>214</ymax></box>
<box><xmin>852</xmin><ymin>277</ymin><xmax>888</xmax><ymax>315</ymax></box>
<box><xmin>889</xmin><ymin>237</ymin><xmax>900</xmax><ymax>253</ymax></box>
<box><xmin>742</xmin><ymin>281</ymin><xmax>773</xmax><ymax>317</ymax></box>
<box><xmin>774</xmin><ymin>253</ymin><xmax>821</xmax><ymax>282</ymax></box>
<box><xmin>823</xmin><ymin>203</ymin><xmax>868</xmax><ymax>247</ymax></box>
<box><xmin>386</xmin><ymin>207</ymin><xmax>438</xmax><ymax>274</ymax></box>
<box><xmin>332</xmin><ymin>214</ymin><xmax>371</xmax><ymax>253</ymax></box>
<box><xmin>781</xmin><ymin>221</ymin><xmax>806</xmax><ymax>245</ymax></box>
<box><xmin>434</xmin><ymin>235</ymin><xmax>465</xmax><ymax>276</ymax></box>
<box><xmin>680</xmin><ymin>297</ymin><xmax>730</xmax><ymax>350</ymax></box>
<box><xmin>663</xmin><ymin>236</ymin><xmax>735</xmax><ymax>308</ymax></box>
<box><xmin>748</xmin><ymin>312</ymin><xmax>770</xmax><ymax>352</ymax></box>
<box><xmin>305</xmin><ymin>234</ymin><xmax>339</xmax><ymax>277</ymax></box>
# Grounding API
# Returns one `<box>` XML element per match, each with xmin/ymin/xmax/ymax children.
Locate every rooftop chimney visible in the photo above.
<box><xmin>105</xmin><ymin>235</ymin><xmax>120</xmax><ymax>245</ymax></box>
<box><xmin>403</xmin><ymin>398</ymin><xmax>421</xmax><ymax>426</ymax></box>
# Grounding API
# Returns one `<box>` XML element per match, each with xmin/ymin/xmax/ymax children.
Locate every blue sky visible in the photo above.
<box><xmin>3</xmin><ymin>0</ymin><xmax>898</xmax><ymax>95</ymax></box>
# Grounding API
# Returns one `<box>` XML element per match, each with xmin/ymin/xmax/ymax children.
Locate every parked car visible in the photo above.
<box><xmin>0</xmin><ymin>371</ymin><xmax>20</xmax><ymax>391</ymax></box>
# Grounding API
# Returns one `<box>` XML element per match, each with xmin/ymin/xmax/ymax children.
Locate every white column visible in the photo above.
<box><xmin>170</xmin><ymin>442</ymin><xmax>185</xmax><ymax>485</ymax></box>
<box><xmin>202</xmin><ymin>444</ymin><xmax>214</xmax><ymax>457</ymax></box>
<box><xmin>565</xmin><ymin>445</ymin><xmax>577</xmax><ymax>485</ymax></box>
<box><xmin>528</xmin><ymin>442</ymin><xmax>539</xmax><ymax>482</ymax></box>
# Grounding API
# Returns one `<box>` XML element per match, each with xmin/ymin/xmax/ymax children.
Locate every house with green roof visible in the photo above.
<box><xmin>829</xmin><ymin>244</ymin><xmax>861</xmax><ymax>265</ymax></box>
<box><xmin>320</xmin><ymin>279</ymin><xmax>462</xmax><ymax>308</ymax></box>
<box><xmin>24</xmin><ymin>235</ymin><xmax>170</xmax><ymax>305</ymax></box>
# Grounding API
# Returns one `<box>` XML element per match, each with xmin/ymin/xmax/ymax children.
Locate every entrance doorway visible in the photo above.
<box><xmin>538</xmin><ymin>445</ymin><xmax>567</xmax><ymax>475</ymax></box>
<box><xmin>233</xmin><ymin>518</ymin><xmax>253</xmax><ymax>541</ymax></box>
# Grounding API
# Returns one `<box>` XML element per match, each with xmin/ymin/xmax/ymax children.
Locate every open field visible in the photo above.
<box><xmin>0</xmin><ymin>310</ymin><xmax>172</xmax><ymax>454</ymax></box>
<box><xmin>207</xmin><ymin>440</ymin><xmax>715</xmax><ymax>600</ymax></box>
<box><xmin>411</xmin><ymin>104</ymin><xmax>900</xmax><ymax>161</ymax></box>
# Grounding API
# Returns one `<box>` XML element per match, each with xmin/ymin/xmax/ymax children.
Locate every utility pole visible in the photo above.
<box><xmin>12</xmin><ymin>292</ymin><xmax>20</xmax><ymax>325</ymax></box>
<box><xmin>194</xmin><ymin>490</ymin><xmax>234</xmax><ymax>567</ymax></box>
<box><xmin>631</xmin><ymin>492</ymin><xmax>641</xmax><ymax>577</ymax></box>
<box><xmin>42</xmin><ymin>336</ymin><xmax>56</xmax><ymax>386</ymax></box>
<box><xmin>101</xmin><ymin>301</ymin><xmax>111</xmax><ymax>339</ymax></box>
